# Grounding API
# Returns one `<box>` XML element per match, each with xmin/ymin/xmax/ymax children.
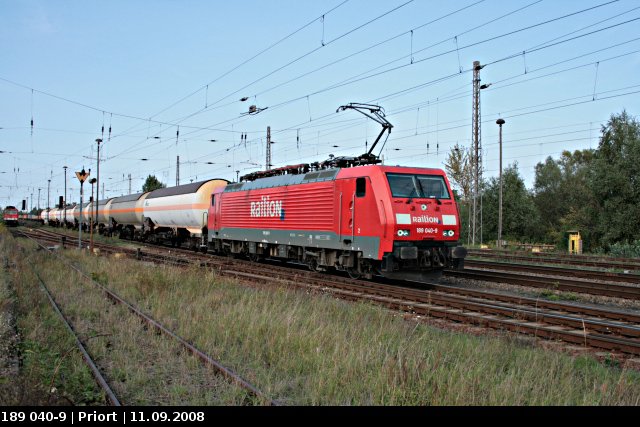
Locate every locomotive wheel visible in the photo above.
<box><xmin>347</xmin><ymin>268</ymin><xmax>361</xmax><ymax>279</ymax></box>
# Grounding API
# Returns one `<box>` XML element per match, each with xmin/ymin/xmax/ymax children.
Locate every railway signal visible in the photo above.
<box><xmin>76</xmin><ymin>168</ymin><xmax>89</xmax><ymax>249</ymax></box>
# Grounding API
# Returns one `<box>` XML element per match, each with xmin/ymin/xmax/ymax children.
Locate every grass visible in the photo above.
<box><xmin>538</xmin><ymin>289</ymin><xmax>580</xmax><ymax>302</ymax></box>
<box><xmin>0</xmin><ymin>232</ymin><xmax>105</xmax><ymax>405</ymax></box>
<box><xmin>2</xmin><ymin>227</ymin><xmax>640</xmax><ymax>405</ymax></box>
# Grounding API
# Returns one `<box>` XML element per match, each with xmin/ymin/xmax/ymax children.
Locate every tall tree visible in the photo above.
<box><xmin>533</xmin><ymin>149</ymin><xmax>595</xmax><ymax>246</ymax></box>
<box><xmin>445</xmin><ymin>144</ymin><xmax>473</xmax><ymax>244</ymax></box>
<box><xmin>588</xmin><ymin>110</ymin><xmax>640</xmax><ymax>249</ymax></box>
<box><xmin>444</xmin><ymin>144</ymin><xmax>473</xmax><ymax>202</ymax></box>
<box><xmin>142</xmin><ymin>175</ymin><xmax>166</xmax><ymax>192</ymax></box>
<box><xmin>482</xmin><ymin>163</ymin><xmax>540</xmax><ymax>243</ymax></box>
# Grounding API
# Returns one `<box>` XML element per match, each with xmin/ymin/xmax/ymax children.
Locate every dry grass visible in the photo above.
<box><xmin>3</xmin><ymin>228</ymin><xmax>640</xmax><ymax>405</ymax></box>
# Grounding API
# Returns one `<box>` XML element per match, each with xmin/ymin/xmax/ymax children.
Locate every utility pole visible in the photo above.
<box><xmin>176</xmin><ymin>156</ymin><xmax>180</xmax><ymax>186</ymax></box>
<box><xmin>496</xmin><ymin>118</ymin><xmax>505</xmax><ymax>248</ymax></box>
<box><xmin>471</xmin><ymin>61</ymin><xmax>481</xmax><ymax>246</ymax></box>
<box><xmin>266</xmin><ymin>126</ymin><xmax>271</xmax><ymax>171</ymax></box>
<box><xmin>128</xmin><ymin>174</ymin><xmax>131</xmax><ymax>194</ymax></box>
<box><xmin>38</xmin><ymin>188</ymin><xmax>41</xmax><ymax>210</ymax></box>
<box><xmin>471</xmin><ymin>61</ymin><xmax>490</xmax><ymax>246</ymax></box>
<box><xmin>95</xmin><ymin>138</ymin><xmax>101</xmax><ymax>237</ymax></box>
<box><xmin>47</xmin><ymin>179</ymin><xmax>51</xmax><ymax>223</ymax></box>
<box><xmin>63</xmin><ymin>165</ymin><xmax>68</xmax><ymax>226</ymax></box>
<box><xmin>89</xmin><ymin>177</ymin><xmax>96</xmax><ymax>253</ymax></box>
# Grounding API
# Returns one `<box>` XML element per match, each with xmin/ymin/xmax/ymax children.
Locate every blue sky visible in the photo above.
<box><xmin>1</xmin><ymin>0</ymin><xmax>639</xmax><ymax>209</ymax></box>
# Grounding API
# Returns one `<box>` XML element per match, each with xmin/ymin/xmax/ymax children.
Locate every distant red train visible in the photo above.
<box><xmin>3</xmin><ymin>206</ymin><xmax>19</xmax><ymax>226</ymax></box>
<box><xmin>208</xmin><ymin>164</ymin><xmax>466</xmax><ymax>281</ymax></box>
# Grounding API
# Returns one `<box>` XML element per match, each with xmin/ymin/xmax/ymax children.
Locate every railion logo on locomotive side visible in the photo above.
<box><xmin>250</xmin><ymin>195</ymin><xmax>285</xmax><ymax>220</ymax></box>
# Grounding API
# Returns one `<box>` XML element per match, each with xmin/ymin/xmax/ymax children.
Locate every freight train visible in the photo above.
<box><xmin>40</xmin><ymin>162</ymin><xmax>466</xmax><ymax>281</ymax></box>
<box><xmin>39</xmin><ymin>104</ymin><xmax>466</xmax><ymax>281</ymax></box>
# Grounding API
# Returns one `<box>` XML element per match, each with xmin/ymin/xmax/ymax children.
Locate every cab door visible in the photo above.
<box><xmin>208</xmin><ymin>193</ymin><xmax>218</xmax><ymax>236</ymax></box>
<box><xmin>340</xmin><ymin>177</ymin><xmax>369</xmax><ymax>247</ymax></box>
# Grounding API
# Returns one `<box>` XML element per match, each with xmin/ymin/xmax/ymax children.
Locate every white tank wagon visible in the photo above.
<box><xmin>69</xmin><ymin>204</ymin><xmax>81</xmax><ymax>227</ymax></box>
<box><xmin>142</xmin><ymin>179</ymin><xmax>228</xmax><ymax>249</ymax></box>
<box><xmin>81</xmin><ymin>201</ymin><xmax>92</xmax><ymax>225</ymax></box>
<box><xmin>39</xmin><ymin>209</ymin><xmax>49</xmax><ymax>224</ymax></box>
<box><xmin>94</xmin><ymin>198</ymin><xmax>114</xmax><ymax>233</ymax></box>
<box><xmin>47</xmin><ymin>207</ymin><xmax>60</xmax><ymax>225</ymax></box>
<box><xmin>81</xmin><ymin>198</ymin><xmax>114</xmax><ymax>233</ymax></box>
<box><xmin>109</xmin><ymin>192</ymin><xmax>150</xmax><ymax>238</ymax></box>
<box><xmin>61</xmin><ymin>204</ymin><xmax>78</xmax><ymax>228</ymax></box>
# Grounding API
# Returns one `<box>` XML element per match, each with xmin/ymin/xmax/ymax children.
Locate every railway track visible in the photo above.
<box><xmin>32</xmin><ymin>269</ymin><xmax>121</xmax><ymax>406</ymax></box>
<box><xmin>12</xmin><ymin>228</ymin><xmax>277</xmax><ymax>406</ymax></box>
<box><xmin>14</xmin><ymin>227</ymin><xmax>640</xmax><ymax>357</ymax></box>
<box><xmin>26</xmin><ymin>226</ymin><xmax>640</xmax><ymax>300</ymax></box>
<box><xmin>469</xmin><ymin>248</ymin><xmax>640</xmax><ymax>265</ymax></box>
<box><xmin>446</xmin><ymin>269</ymin><xmax>640</xmax><ymax>300</ymax></box>
<box><xmin>464</xmin><ymin>259</ymin><xmax>640</xmax><ymax>284</ymax></box>
<box><xmin>467</xmin><ymin>249</ymin><xmax>640</xmax><ymax>271</ymax></box>
<box><xmin>218</xmin><ymin>263</ymin><xmax>640</xmax><ymax>355</ymax></box>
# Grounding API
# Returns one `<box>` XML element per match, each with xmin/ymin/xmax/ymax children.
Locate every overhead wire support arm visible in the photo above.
<box><xmin>336</xmin><ymin>103</ymin><xmax>393</xmax><ymax>157</ymax></box>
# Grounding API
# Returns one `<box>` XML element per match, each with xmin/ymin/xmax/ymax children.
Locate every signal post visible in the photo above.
<box><xmin>75</xmin><ymin>168</ymin><xmax>89</xmax><ymax>249</ymax></box>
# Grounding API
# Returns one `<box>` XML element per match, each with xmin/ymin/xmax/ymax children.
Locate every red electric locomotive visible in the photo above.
<box><xmin>207</xmin><ymin>163</ymin><xmax>466</xmax><ymax>281</ymax></box>
<box><xmin>207</xmin><ymin>103</ymin><xmax>466</xmax><ymax>281</ymax></box>
<box><xmin>3</xmin><ymin>206</ymin><xmax>19</xmax><ymax>226</ymax></box>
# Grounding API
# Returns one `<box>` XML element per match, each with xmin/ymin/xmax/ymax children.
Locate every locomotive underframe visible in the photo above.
<box><xmin>207</xmin><ymin>235</ymin><xmax>465</xmax><ymax>281</ymax></box>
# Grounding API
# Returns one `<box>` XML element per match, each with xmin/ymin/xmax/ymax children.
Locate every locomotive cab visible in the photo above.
<box><xmin>380</xmin><ymin>168</ymin><xmax>466</xmax><ymax>281</ymax></box>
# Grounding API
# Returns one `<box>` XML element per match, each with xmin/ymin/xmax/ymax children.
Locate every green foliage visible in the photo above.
<box><xmin>528</xmin><ymin>110</ymin><xmax>640</xmax><ymax>253</ymax></box>
<box><xmin>608</xmin><ymin>240</ymin><xmax>640</xmax><ymax>258</ymax></box>
<box><xmin>588</xmin><ymin>110</ymin><xmax>640</xmax><ymax>249</ymax></box>
<box><xmin>142</xmin><ymin>175</ymin><xmax>166</xmax><ymax>193</ymax></box>
<box><xmin>90</xmin><ymin>271</ymin><xmax>108</xmax><ymax>285</ymax></box>
<box><xmin>532</xmin><ymin>150</ymin><xmax>596</xmax><ymax>247</ymax></box>
<box><xmin>481</xmin><ymin>163</ymin><xmax>541</xmax><ymax>243</ymax></box>
<box><xmin>444</xmin><ymin>144</ymin><xmax>473</xmax><ymax>203</ymax></box>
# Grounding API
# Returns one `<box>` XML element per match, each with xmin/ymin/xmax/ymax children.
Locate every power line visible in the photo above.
<box><xmin>146</xmin><ymin>0</ymin><xmax>352</xmax><ymax>120</ymax></box>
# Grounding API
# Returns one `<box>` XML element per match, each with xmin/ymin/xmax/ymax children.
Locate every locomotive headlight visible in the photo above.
<box><xmin>443</xmin><ymin>230</ymin><xmax>455</xmax><ymax>237</ymax></box>
<box><xmin>397</xmin><ymin>229</ymin><xmax>410</xmax><ymax>237</ymax></box>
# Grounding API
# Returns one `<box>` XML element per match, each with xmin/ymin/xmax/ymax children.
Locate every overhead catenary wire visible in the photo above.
<box><xmin>3</xmin><ymin>0</ymin><xmax>638</xmax><ymax>197</ymax></box>
<box><xmin>0</xmin><ymin>0</ymin><xmax>623</xmax><ymax>149</ymax></box>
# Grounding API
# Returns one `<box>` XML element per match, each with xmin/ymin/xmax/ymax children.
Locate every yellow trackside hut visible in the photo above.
<box><xmin>568</xmin><ymin>230</ymin><xmax>582</xmax><ymax>254</ymax></box>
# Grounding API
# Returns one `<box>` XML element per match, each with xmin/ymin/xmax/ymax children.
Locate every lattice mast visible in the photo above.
<box><xmin>471</xmin><ymin>61</ymin><xmax>484</xmax><ymax>246</ymax></box>
<box><xmin>266</xmin><ymin>126</ymin><xmax>271</xmax><ymax>171</ymax></box>
<box><xmin>176</xmin><ymin>156</ymin><xmax>180</xmax><ymax>186</ymax></box>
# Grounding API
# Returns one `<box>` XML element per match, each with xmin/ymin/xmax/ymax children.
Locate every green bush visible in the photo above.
<box><xmin>608</xmin><ymin>240</ymin><xmax>640</xmax><ymax>258</ymax></box>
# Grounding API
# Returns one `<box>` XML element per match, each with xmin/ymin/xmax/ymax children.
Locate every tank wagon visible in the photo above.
<box><xmin>39</xmin><ymin>209</ymin><xmax>49</xmax><ymax>224</ymax></box>
<box><xmin>108</xmin><ymin>192</ymin><xmax>148</xmax><ymax>238</ymax></box>
<box><xmin>207</xmin><ymin>165</ymin><xmax>466</xmax><ymax>281</ymax></box>
<box><xmin>48</xmin><ymin>207</ymin><xmax>60</xmax><ymax>226</ymax></box>
<box><xmin>94</xmin><ymin>198</ymin><xmax>113</xmax><ymax>234</ymax></box>
<box><xmin>142</xmin><ymin>179</ymin><xmax>228</xmax><ymax>248</ymax></box>
<box><xmin>88</xmin><ymin>179</ymin><xmax>228</xmax><ymax>248</ymax></box>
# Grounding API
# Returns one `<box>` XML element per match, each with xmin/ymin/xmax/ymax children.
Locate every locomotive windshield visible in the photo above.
<box><xmin>386</xmin><ymin>173</ymin><xmax>451</xmax><ymax>199</ymax></box>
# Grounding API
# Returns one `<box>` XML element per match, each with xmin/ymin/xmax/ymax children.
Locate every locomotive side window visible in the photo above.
<box><xmin>416</xmin><ymin>176</ymin><xmax>450</xmax><ymax>199</ymax></box>
<box><xmin>386</xmin><ymin>173</ymin><xmax>450</xmax><ymax>199</ymax></box>
<box><xmin>211</xmin><ymin>194</ymin><xmax>215</xmax><ymax>206</ymax></box>
<box><xmin>356</xmin><ymin>177</ymin><xmax>366</xmax><ymax>197</ymax></box>
<box><xmin>386</xmin><ymin>174</ymin><xmax>419</xmax><ymax>198</ymax></box>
